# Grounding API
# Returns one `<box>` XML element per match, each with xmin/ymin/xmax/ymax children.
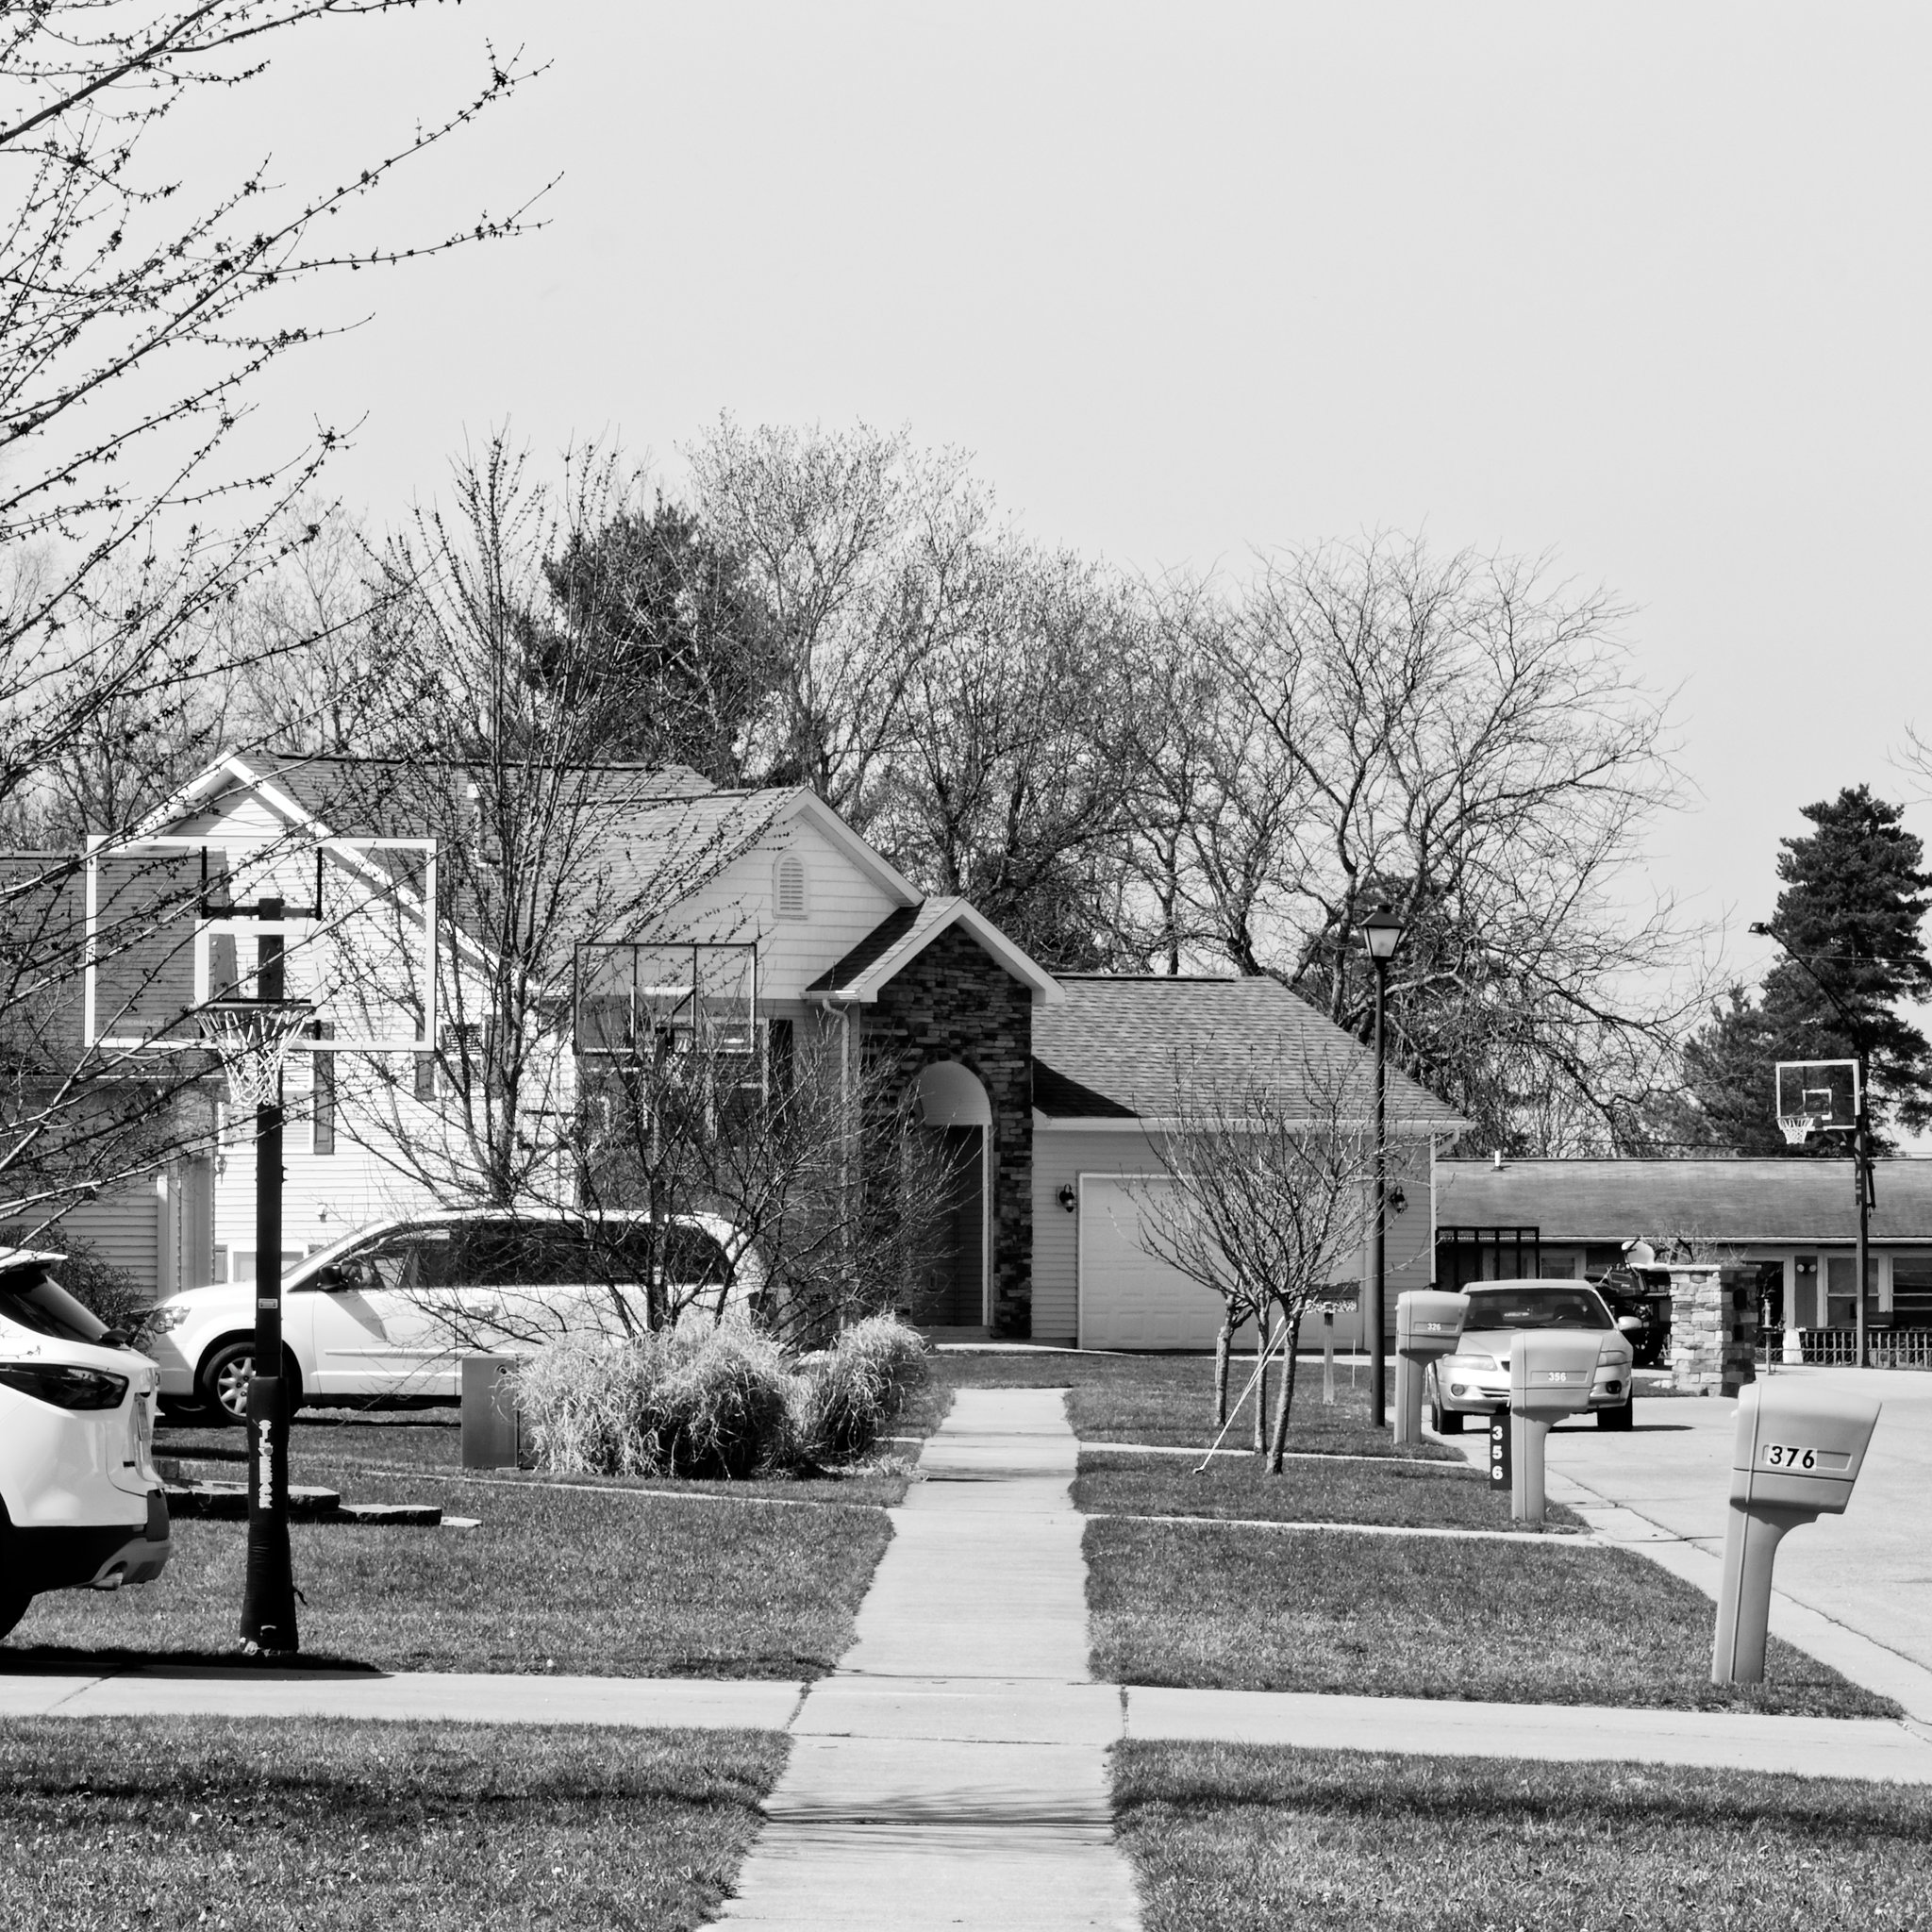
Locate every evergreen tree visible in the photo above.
<box><xmin>1668</xmin><ymin>786</ymin><xmax>1932</xmax><ymax>1151</ymax></box>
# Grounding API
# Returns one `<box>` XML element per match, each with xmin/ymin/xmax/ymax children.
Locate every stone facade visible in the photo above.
<box><xmin>1666</xmin><ymin>1263</ymin><xmax>1758</xmax><ymax>1396</ymax></box>
<box><xmin>858</xmin><ymin>924</ymin><xmax>1035</xmax><ymax>1336</ymax></box>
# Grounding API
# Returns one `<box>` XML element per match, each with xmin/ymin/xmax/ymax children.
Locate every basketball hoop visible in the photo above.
<box><xmin>200</xmin><ymin>1000</ymin><xmax>314</xmax><ymax>1111</ymax></box>
<box><xmin>1777</xmin><ymin>1112</ymin><xmax>1820</xmax><ymax>1148</ymax></box>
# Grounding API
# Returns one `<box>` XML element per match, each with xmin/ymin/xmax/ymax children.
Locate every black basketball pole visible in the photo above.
<box><xmin>1855</xmin><ymin>1061</ymin><xmax>1871</xmax><ymax>1373</ymax></box>
<box><xmin>1369</xmin><ymin>951</ymin><xmax>1389</xmax><ymax>1428</ymax></box>
<box><xmin>241</xmin><ymin>917</ymin><xmax>298</xmax><ymax>1654</ymax></box>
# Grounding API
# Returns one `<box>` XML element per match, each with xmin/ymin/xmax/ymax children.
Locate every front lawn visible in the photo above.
<box><xmin>1</xmin><ymin>1717</ymin><xmax>783</xmax><ymax>1932</ymax></box>
<box><xmin>1087</xmin><ymin>1517</ymin><xmax>1894</xmax><ymax>1717</ymax></box>
<box><xmin>8</xmin><ymin>1467</ymin><xmax>892</xmax><ymax>1677</ymax></box>
<box><xmin>1114</xmin><ymin>1741</ymin><xmax>1932</xmax><ymax>1932</ymax></box>
<box><xmin>914</xmin><ymin>1351</ymin><xmax>1455</xmax><ymax>1459</ymax></box>
<box><xmin>1075</xmin><ymin>1448</ymin><xmax>1581</xmax><ymax>1531</ymax></box>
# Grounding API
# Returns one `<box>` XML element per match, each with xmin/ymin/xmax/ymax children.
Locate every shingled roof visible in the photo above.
<box><xmin>1032</xmin><ymin>975</ymin><xmax>1466</xmax><ymax>1132</ymax></box>
<box><xmin>1436</xmin><ymin>1158</ymin><xmax>1932</xmax><ymax>1243</ymax></box>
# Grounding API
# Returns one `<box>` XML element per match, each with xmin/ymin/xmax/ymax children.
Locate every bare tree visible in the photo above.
<box><xmin>571</xmin><ymin>1013</ymin><xmax>956</xmax><ymax>1340</ymax></box>
<box><xmin>1107</xmin><ymin>538</ymin><xmax>1701</xmax><ymax>1155</ymax></box>
<box><xmin>0</xmin><ymin>3</ymin><xmax>538</xmax><ymax>1225</ymax></box>
<box><xmin>684</xmin><ymin>418</ymin><xmax>993</xmax><ymax>830</ymax></box>
<box><xmin>1132</xmin><ymin>1047</ymin><xmax>1382</xmax><ymax>1474</ymax></box>
<box><xmin>305</xmin><ymin>439</ymin><xmax>783</xmax><ymax>1217</ymax></box>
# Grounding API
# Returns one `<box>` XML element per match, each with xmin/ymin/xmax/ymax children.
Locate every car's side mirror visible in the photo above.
<box><xmin>312</xmin><ymin>1263</ymin><xmax>350</xmax><ymax>1291</ymax></box>
<box><xmin>1617</xmin><ymin>1315</ymin><xmax>1643</xmax><ymax>1332</ymax></box>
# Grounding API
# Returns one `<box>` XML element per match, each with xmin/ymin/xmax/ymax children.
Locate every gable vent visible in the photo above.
<box><xmin>775</xmin><ymin>853</ymin><xmax>808</xmax><ymax>919</ymax></box>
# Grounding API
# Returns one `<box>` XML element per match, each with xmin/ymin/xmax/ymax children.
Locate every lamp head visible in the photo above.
<box><xmin>1359</xmin><ymin>901</ymin><xmax>1403</xmax><ymax>962</ymax></box>
<box><xmin>1747</xmin><ymin>921</ymin><xmax>1774</xmax><ymax>938</ymax></box>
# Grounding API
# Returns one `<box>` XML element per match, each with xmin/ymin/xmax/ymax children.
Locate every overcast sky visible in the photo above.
<box><xmin>210</xmin><ymin>4</ymin><xmax>1932</xmax><ymax>988</ymax></box>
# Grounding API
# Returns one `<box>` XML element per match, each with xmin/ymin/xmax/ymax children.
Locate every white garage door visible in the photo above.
<box><xmin>1078</xmin><ymin>1175</ymin><xmax>1226</xmax><ymax>1350</ymax></box>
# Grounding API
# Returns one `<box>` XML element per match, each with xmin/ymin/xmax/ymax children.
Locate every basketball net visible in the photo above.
<box><xmin>203</xmin><ymin>1005</ymin><xmax>311</xmax><ymax>1112</ymax></box>
<box><xmin>1777</xmin><ymin>1112</ymin><xmax>1820</xmax><ymax>1148</ymax></box>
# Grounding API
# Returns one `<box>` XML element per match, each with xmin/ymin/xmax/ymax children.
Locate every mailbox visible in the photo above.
<box><xmin>1507</xmin><ymin>1331</ymin><xmax>1601</xmax><ymax>1524</ymax></box>
<box><xmin>1393</xmin><ymin>1291</ymin><xmax>1468</xmax><ymax>1447</ymax></box>
<box><xmin>1712</xmin><ymin>1382</ymin><xmax>1881</xmax><ymax>1685</ymax></box>
<box><xmin>460</xmin><ymin>1354</ymin><xmax>525</xmax><ymax>1471</ymax></box>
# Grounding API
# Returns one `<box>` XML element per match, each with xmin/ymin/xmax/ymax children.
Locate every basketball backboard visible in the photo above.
<box><xmin>1774</xmin><ymin>1059</ymin><xmax>1859</xmax><ymax>1140</ymax></box>
<box><xmin>83</xmin><ymin>833</ymin><xmax>438</xmax><ymax>1055</ymax></box>
<box><xmin>574</xmin><ymin>941</ymin><xmax>757</xmax><ymax>1058</ymax></box>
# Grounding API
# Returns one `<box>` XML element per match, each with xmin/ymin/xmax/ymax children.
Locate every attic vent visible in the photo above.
<box><xmin>775</xmin><ymin>854</ymin><xmax>808</xmax><ymax>920</ymax></box>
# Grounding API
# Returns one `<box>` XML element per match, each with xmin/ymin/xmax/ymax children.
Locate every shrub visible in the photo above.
<box><xmin>793</xmin><ymin>1315</ymin><xmax>929</xmax><ymax>1462</ymax></box>
<box><xmin>515</xmin><ymin>1324</ymin><xmax>796</xmax><ymax>1480</ymax></box>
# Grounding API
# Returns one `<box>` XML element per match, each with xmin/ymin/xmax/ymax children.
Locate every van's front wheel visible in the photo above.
<box><xmin>195</xmin><ymin>1341</ymin><xmax>302</xmax><ymax>1426</ymax></box>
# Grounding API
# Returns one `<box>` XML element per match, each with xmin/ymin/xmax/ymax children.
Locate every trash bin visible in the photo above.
<box><xmin>460</xmin><ymin>1354</ymin><xmax>524</xmax><ymax>1471</ymax></box>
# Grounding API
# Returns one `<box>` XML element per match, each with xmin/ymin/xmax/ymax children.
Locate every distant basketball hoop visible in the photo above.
<box><xmin>1776</xmin><ymin>1111</ymin><xmax>1821</xmax><ymax>1148</ymax></box>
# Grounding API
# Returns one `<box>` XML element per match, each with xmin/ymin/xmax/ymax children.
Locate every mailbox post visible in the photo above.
<box><xmin>1393</xmin><ymin>1291</ymin><xmax>1468</xmax><ymax>1448</ymax></box>
<box><xmin>1508</xmin><ymin>1332</ymin><xmax>1600</xmax><ymax>1524</ymax></box>
<box><xmin>1712</xmin><ymin>1383</ymin><xmax>1881</xmax><ymax>1685</ymax></box>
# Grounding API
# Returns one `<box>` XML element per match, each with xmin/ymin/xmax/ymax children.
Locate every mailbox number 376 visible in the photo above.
<box><xmin>1763</xmin><ymin>1443</ymin><xmax>1818</xmax><ymax>1470</ymax></box>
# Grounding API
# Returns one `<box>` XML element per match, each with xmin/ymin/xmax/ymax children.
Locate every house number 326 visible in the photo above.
<box><xmin>1763</xmin><ymin>1443</ymin><xmax>1817</xmax><ymax>1470</ymax></box>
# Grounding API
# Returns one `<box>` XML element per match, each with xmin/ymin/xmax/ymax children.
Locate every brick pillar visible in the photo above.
<box><xmin>1666</xmin><ymin>1263</ymin><xmax>1758</xmax><ymax>1396</ymax></box>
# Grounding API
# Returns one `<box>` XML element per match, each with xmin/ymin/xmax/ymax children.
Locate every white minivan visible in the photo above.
<box><xmin>145</xmin><ymin>1208</ymin><xmax>767</xmax><ymax>1424</ymax></box>
<box><xmin>0</xmin><ymin>1249</ymin><xmax>171</xmax><ymax>1640</ymax></box>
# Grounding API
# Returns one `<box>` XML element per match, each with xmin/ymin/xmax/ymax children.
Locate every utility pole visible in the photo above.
<box><xmin>1359</xmin><ymin>905</ymin><xmax>1403</xmax><ymax>1428</ymax></box>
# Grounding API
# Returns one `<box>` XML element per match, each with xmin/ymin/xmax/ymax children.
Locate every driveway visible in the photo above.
<box><xmin>1540</xmin><ymin>1367</ymin><xmax>1932</xmax><ymax>1675</ymax></box>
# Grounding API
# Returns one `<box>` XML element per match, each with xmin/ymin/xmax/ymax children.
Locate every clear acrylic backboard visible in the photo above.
<box><xmin>82</xmin><ymin>833</ymin><xmax>438</xmax><ymax>1055</ymax></box>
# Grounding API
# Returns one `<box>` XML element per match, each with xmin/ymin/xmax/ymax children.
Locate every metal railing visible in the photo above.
<box><xmin>1785</xmin><ymin>1328</ymin><xmax>1932</xmax><ymax>1370</ymax></box>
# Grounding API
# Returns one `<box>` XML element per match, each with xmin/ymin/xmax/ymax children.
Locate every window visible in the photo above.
<box><xmin>311</xmin><ymin>1023</ymin><xmax>336</xmax><ymax>1156</ymax></box>
<box><xmin>1461</xmin><ymin>1288</ymin><xmax>1612</xmax><ymax>1332</ymax></box>
<box><xmin>230</xmin><ymin>1249</ymin><xmax>305</xmax><ymax>1285</ymax></box>
<box><xmin>1891</xmin><ymin>1258</ymin><xmax>1932</xmax><ymax>1327</ymax></box>
<box><xmin>774</xmin><ymin>853</ymin><xmax>808</xmax><ymax>919</ymax></box>
<box><xmin>413</xmin><ymin>1052</ymin><xmax>437</xmax><ymax>1102</ymax></box>
<box><xmin>1826</xmin><ymin>1256</ymin><xmax>1879</xmax><ymax>1330</ymax></box>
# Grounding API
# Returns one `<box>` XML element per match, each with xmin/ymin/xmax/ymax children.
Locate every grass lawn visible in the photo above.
<box><xmin>912</xmin><ymin>1350</ymin><xmax>1456</xmax><ymax>1460</ymax></box>
<box><xmin>1074</xmin><ymin>1448</ymin><xmax>1583</xmax><ymax>1531</ymax></box>
<box><xmin>1114</xmin><ymin>1741</ymin><xmax>1932</xmax><ymax>1932</ymax></box>
<box><xmin>1087</xmin><ymin>1517</ymin><xmax>1895</xmax><ymax>1717</ymax></box>
<box><xmin>1</xmin><ymin>1717</ymin><xmax>783</xmax><ymax>1932</ymax></box>
<box><xmin>8</xmin><ymin>1463</ymin><xmax>891</xmax><ymax>1677</ymax></box>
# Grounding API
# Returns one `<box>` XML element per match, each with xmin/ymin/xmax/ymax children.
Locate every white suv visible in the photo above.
<box><xmin>0</xmin><ymin>1250</ymin><xmax>170</xmax><ymax>1640</ymax></box>
<box><xmin>145</xmin><ymin>1208</ymin><xmax>767</xmax><ymax>1424</ymax></box>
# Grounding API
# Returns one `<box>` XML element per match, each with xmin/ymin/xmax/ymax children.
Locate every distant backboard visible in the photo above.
<box><xmin>575</xmin><ymin>941</ymin><xmax>757</xmax><ymax>1058</ymax></box>
<box><xmin>1774</xmin><ymin>1059</ymin><xmax>1859</xmax><ymax>1138</ymax></box>
<box><xmin>83</xmin><ymin>833</ymin><xmax>438</xmax><ymax>1055</ymax></box>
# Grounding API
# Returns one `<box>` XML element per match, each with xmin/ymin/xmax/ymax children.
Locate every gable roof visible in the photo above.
<box><xmin>1436</xmin><ymin>1157</ymin><xmax>1932</xmax><ymax>1244</ymax></box>
<box><xmin>805</xmin><ymin>896</ymin><xmax>1063</xmax><ymax>1003</ymax></box>
<box><xmin>135</xmin><ymin>753</ymin><xmax>923</xmax><ymax>926</ymax></box>
<box><xmin>1032</xmin><ymin>974</ymin><xmax>1467</xmax><ymax>1132</ymax></box>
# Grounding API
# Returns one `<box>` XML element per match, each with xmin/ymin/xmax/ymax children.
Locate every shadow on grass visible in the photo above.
<box><xmin>2</xmin><ymin>1645</ymin><xmax>379</xmax><ymax>1675</ymax></box>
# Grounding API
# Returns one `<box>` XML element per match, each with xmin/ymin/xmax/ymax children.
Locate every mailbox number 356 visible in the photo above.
<box><xmin>1764</xmin><ymin>1443</ymin><xmax>1818</xmax><ymax>1470</ymax></box>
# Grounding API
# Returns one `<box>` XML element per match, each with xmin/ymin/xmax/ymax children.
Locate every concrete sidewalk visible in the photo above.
<box><xmin>8</xmin><ymin>1657</ymin><xmax>1929</xmax><ymax>1785</ymax></box>
<box><xmin>714</xmin><ymin>1387</ymin><xmax>1141</xmax><ymax>1930</ymax></box>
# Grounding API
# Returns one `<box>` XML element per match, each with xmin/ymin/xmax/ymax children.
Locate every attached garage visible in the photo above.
<box><xmin>1077</xmin><ymin>1174</ymin><xmax>1225</xmax><ymax>1350</ymax></box>
<box><xmin>1032</xmin><ymin>976</ymin><xmax>1467</xmax><ymax>1350</ymax></box>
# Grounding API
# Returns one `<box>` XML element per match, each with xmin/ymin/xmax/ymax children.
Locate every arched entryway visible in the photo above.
<box><xmin>916</xmin><ymin>1060</ymin><xmax>991</xmax><ymax>1327</ymax></box>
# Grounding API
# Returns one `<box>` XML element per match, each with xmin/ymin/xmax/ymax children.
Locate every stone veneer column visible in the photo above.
<box><xmin>1666</xmin><ymin>1262</ymin><xmax>1758</xmax><ymax>1396</ymax></box>
<box><xmin>859</xmin><ymin>924</ymin><xmax>1035</xmax><ymax>1336</ymax></box>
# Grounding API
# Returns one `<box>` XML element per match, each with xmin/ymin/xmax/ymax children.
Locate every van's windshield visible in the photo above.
<box><xmin>0</xmin><ymin>1267</ymin><xmax>109</xmax><ymax>1345</ymax></box>
<box><xmin>1462</xmin><ymin>1288</ymin><xmax>1612</xmax><ymax>1333</ymax></box>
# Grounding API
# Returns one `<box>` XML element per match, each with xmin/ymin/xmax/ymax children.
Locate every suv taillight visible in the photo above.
<box><xmin>0</xmin><ymin>1362</ymin><xmax>128</xmax><ymax>1410</ymax></box>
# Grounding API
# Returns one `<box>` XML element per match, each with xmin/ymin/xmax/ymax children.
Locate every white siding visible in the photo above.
<box><xmin>657</xmin><ymin>819</ymin><xmax>909</xmax><ymax>1006</ymax></box>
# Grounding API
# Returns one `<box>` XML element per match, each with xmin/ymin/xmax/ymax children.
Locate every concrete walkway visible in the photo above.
<box><xmin>714</xmin><ymin>1388</ymin><xmax>1141</xmax><ymax>1930</ymax></box>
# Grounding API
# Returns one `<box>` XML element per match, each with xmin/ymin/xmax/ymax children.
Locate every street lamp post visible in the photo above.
<box><xmin>1359</xmin><ymin>904</ymin><xmax>1403</xmax><ymax>1428</ymax></box>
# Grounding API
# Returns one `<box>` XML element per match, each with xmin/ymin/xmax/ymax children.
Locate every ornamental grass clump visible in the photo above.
<box><xmin>516</xmin><ymin>1324</ymin><xmax>796</xmax><ymax>1479</ymax></box>
<box><xmin>794</xmin><ymin>1315</ymin><xmax>930</xmax><ymax>1461</ymax></box>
